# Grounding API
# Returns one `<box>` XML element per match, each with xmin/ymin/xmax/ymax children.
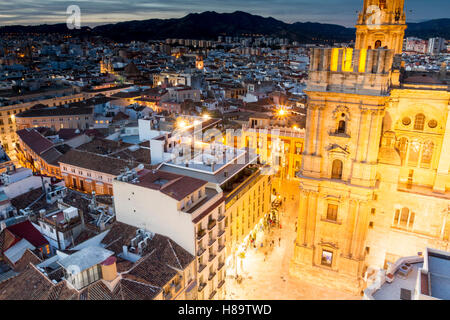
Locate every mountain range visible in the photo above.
<box><xmin>1</xmin><ymin>11</ymin><xmax>449</xmax><ymax>43</ymax></box>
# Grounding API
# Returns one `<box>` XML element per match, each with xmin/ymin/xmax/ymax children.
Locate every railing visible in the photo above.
<box><xmin>209</xmin><ymin>290</ymin><xmax>217</xmax><ymax>300</ymax></box>
<box><xmin>209</xmin><ymin>253</ymin><xmax>216</xmax><ymax>262</ymax></box>
<box><xmin>208</xmin><ymin>237</ymin><xmax>216</xmax><ymax>247</ymax></box>
<box><xmin>218</xmin><ymin>280</ymin><xmax>225</xmax><ymax>289</ymax></box>
<box><xmin>198</xmin><ymin>282</ymin><xmax>207</xmax><ymax>292</ymax></box>
<box><xmin>198</xmin><ymin>263</ymin><xmax>206</xmax><ymax>273</ymax></box>
<box><xmin>218</xmin><ymin>214</ymin><xmax>225</xmax><ymax>222</ymax></box>
<box><xmin>218</xmin><ymin>261</ymin><xmax>225</xmax><ymax>271</ymax></box>
<box><xmin>208</xmin><ymin>219</ymin><xmax>217</xmax><ymax>230</ymax></box>
<box><xmin>218</xmin><ymin>229</ymin><xmax>225</xmax><ymax>238</ymax></box>
<box><xmin>197</xmin><ymin>247</ymin><xmax>206</xmax><ymax>257</ymax></box>
<box><xmin>164</xmin><ymin>291</ymin><xmax>173</xmax><ymax>300</ymax></box>
<box><xmin>197</xmin><ymin>229</ymin><xmax>206</xmax><ymax>240</ymax></box>
<box><xmin>218</xmin><ymin>244</ymin><xmax>225</xmax><ymax>253</ymax></box>
<box><xmin>208</xmin><ymin>272</ymin><xmax>216</xmax><ymax>281</ymax></box>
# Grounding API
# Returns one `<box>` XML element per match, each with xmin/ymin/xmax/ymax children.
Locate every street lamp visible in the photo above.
<box><xmin>177</xmin><ymin>119</ymin><xmax>187</xmax><ymax>128</ymax></box>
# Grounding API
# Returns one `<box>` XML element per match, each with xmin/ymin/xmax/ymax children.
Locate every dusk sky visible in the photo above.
<box><xmin>0</xmin><ymin>0</ymin><xmax>448</xmax><ymax>27</ymax></box>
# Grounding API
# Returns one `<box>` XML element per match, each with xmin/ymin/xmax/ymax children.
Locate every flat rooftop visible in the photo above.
<box><xmin>373</xmin><ymin>263</ymin><xmax>423</xmax><ymax>300</ymax></box>
<box><xmin>126</xmin><ymin>169</ymin><xmax>208</xmax><ymax>202</ymax></box>
<box><xmin>161</xmin><ymin>145</ymin><xmax>259</xmax><ymax>185</ymax></box>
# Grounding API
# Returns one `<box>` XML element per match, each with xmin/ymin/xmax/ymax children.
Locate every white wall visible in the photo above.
<box><xmin>113</xmin><ymin>180</ymin><xmax>196</xmax><ymax>255</ymax></box>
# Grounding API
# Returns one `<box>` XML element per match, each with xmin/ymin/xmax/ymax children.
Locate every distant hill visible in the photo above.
<box><xmin>406</xmin><ymin>19</ymin><xmax>450</xmax><ymax>39</ymax></box>
<box><xmin>0</xmin><ymin>24</ymin><xmax>91</xmax><ymax>35</ymax></box>
<box><xmin>1</xmin><ymin>11</ymin><xmax>449</xmax><ymax>43</ymax></box>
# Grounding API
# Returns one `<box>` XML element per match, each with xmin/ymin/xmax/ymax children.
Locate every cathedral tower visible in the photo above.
<box><xmin>290</xmin><ymin>47</ymin><xmax>394</xmax><ymax>294</ymax></box>
<box><xmin>355</xmin><ymin>0</ymin><xmax>406</xmax><ymax>54</ymax></box>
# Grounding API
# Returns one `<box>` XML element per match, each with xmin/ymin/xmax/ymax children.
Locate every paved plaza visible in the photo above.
<box><xmin>225</xmin><ymin>178</ymin><xmax>361</xmax><ymax>300</ymax></box>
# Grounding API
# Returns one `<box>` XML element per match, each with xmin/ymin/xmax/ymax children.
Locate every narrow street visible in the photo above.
<box><xmin>225</xmin><ymin>178</ymin><xmax>360</xmax><ymax>300</ymax></box>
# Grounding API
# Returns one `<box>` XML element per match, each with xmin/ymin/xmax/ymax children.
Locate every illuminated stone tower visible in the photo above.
<box><xmin>291</xmin><ymin>0</ymin><xmax>450</xmax><ymax>297</ymax></box>
<box><xmin>355</xmin><ymin>0</ymin><xmax>406</xmax><ymax>54</ymax></box>
<box><xmin>290</xmin><ymin>47</ymin><xmax>394</xmax><ymax>294</ymax></box>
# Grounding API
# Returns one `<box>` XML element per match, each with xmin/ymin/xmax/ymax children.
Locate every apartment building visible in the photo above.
<box><xmin>113</xmin><ymin>168</ymin><xmax>226</xmax><ymax>300</ymax></box>
<box><xmin>59</xmin><ymin>150</ymin><xmax>129</xmax><ymax>196</ymax></box>
<box><xmin>16</xmin><ymin>128</ymin><xmax>91</xmax><ymax>179</ymax></box>
<box><xmin>0</xmin><ymin>92</ymin><xmax>85</xmax><ymax>154</ymax></box>
<box><xmin>240</xmin><ymin>117</ymin><xmax>305</xmax><ymax>179</ymax></box>
<box><xmin>15</xmin><ymin>106</ymin><xmax>94</xmax><ymax>131</ymax></box>
<box><xmin>165</xmin><ymin>87</ymin><xmax>201</xmax><ymax>103</ymax></box>
<box><xmin>157</xmin><ymin>138</ymin><xmax>272</xmax><ymax>279</ymax></box>
<box><xmin>0</xmin><ymin>85</ymin><xmax>130</xmax><ymax>156</ymax></box>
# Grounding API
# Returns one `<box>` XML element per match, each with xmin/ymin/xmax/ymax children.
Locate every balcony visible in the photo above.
<box><xmin>197</xmin><ymin>229</ymin><xmax>206</xmax><ymax>240</ymax></box>
<box><xmin>218</xmin><ymin>261</ymin><xmax>225</xmax><ymax>271</ymax></box>
<box><xmin>174</xmin><ymin>282</ymin><xmax>182</xmax><ymax>293</ymax></box>
<box><xmin>198</xmin><ymin>282</ymin><xmax>207</xmax><ymax>292</ymax></box>
<box><xmin>218</xmin><ymin>214</ymin><xmax>225</xmax><ymax>222</ymax></box>
<box><xmin>164</xmin><ymin>291</ymin><xmax>173</xmax><ymax>300</ymax></box>
<box><xmin>197</xmin><ymin>246</ymin><xmax>206</xmax><ymax>257</ymax></box>
<box><xmin>218</xmin><ymin>244</ymin><xmax>225</xmax><ymax>253</ymax></box>
<box><xmin>208</xmin><ymin>253</ymin><xmax>216</xmax><ymax>262</ymax></box>
<box><xmin>208</xmin><ymin>272</ymin><xmax>216</xmax><ymax>281</ymax></box>
<box><xmin>218</xmin><ymin>229</ymin><xmax>225</xmax><ymax>238</ymax></box>
<box><xmin>218</xmin><ymin>280</ymin><xmax>225</xmax><ymax>289</ymax></box>
<box><xmin>209</xmin><ymin>290</ymin><xmax>217</xmax><ymax>300</ymax></box>
<box><xmin>207</xmin><ymin>219</ymin><xmax>217</xmax><ymax>230</ymax></box>
<box><xmin>208</xmin><ymin>237</ymin><xmax>216</xmax><ymax>247</ymax></box>
<box><xmin>198</xmin><ymin>263</ymin><xmax>206</xmax><ymax>273</ymax></box>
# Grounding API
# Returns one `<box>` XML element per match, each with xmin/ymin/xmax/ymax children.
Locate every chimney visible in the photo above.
<box><xmin>101</xmin><ymin>256</ymin><xmax>118</xmax><ymax>282</ymax></box>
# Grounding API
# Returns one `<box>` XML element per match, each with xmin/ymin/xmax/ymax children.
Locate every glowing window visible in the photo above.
<box><xmin>331</xmin><ymin>160</ymin><xmax>343</xmax><ymax>179</ymax></box>
<box><xmin>414</xmin><ymin>114</ymin><xmax>425</xmax><ymax>131</ymax></box>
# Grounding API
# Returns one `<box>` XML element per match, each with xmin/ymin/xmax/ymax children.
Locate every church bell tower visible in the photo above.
<box><xmin>290</xmin><ymin>0</ymin><xmax>401</xmax><ymax>295</ymax></box>
<box><xmin>355</xmin><ymin>0</ymin><xmax>407</xmax><ymax>54</ymax></box>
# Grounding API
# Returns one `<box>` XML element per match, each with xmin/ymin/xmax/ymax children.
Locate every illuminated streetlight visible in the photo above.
<box><xmin>202</xmin><ymin>113</ymin><xmax>210</xmax><ymax>120</ymax></box>
<box><xmin>177</xmin><ymin>119</ymin><xmax>187</xmax><ymax>128</ymax></box>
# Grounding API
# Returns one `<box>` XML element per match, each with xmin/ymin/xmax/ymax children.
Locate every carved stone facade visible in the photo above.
<box><xmin>291</xmin><ymin>0</ymin><xmax>450</xmax><ymax>295</ymax></box>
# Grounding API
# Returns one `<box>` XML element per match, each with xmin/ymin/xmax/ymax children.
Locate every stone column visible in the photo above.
<box><xmin>356</xmin><ymin>109</ymin><xmax>370</xmax><ymax>162</ymax></box>
<box><xmin>314</xmin><ymin>107</ymin><xmax>324</xmax><ymax>156</ymax></box>
<box><xmin>305</xmin><ymin>191</ymin><xmax>318</xmax><ymax>247</ymax></box>
<box><xmin>297</xmin><ymin>189</ymin><xmax>309</xmax><ymax>246</ymax></box>
<box><xmin>345</xmin><ymin>199</ymin><xmax>358</xmax><ymax>257</ymax></box>
<box><xmin>366</xmin><ymin>109</ymin><xmax>385</xmax><ymax>163</ymax></box>
<box><xmin>352</xmin><ymin>201</ymin><xmax>370</xmax><ymax>260</ymax></box>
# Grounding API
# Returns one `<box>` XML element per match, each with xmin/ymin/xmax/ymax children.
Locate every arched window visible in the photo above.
<box><xmin>375</xmin><ymin>40</ymin><xmax>382</xmax><ymax>49</ymax></box>
<box><xmin>331</xmin><ymin>159</ymin><xmax>343</xmax><ymax>179</ymax></box>
<box><xmin>397</xmin><ymin>137</ymin><xmax>408</xmax><ymax>164</ymax></box>
<box><xmin>337</xmin><ymin>120</ymin><xmax>346</xmax><ymax>134</ymax></box>
<box><xmin>420</xmin><ymin>141</ymin><xmax>434</xmax><ymax>168</ymax></box>
<box><xmin>408</xmin><ymin>140</ymin><xmax>420</xmax><ymax>167</ymax></box>
<box><xmin>394</xmin><ymin>207</ymin><xmax>415</xmax><ymax>230</ymax></box>
<box><xmin>414</xmin><ymin>114</ymin><xmax>425</xmax><ymax>131</ymax></box>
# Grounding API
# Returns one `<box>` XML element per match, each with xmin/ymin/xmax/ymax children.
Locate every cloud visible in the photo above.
<box><xmin>0</xmin><ymin>0</ymin><xmax>447</xmax><ymax>27</ymax></box>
